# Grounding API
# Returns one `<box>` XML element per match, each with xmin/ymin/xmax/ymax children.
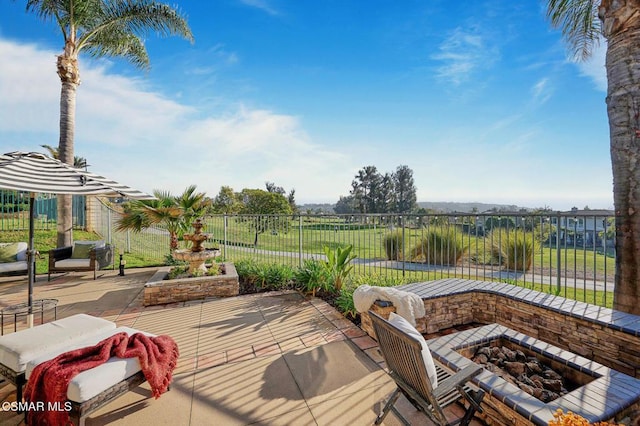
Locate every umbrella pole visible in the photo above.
<box><xmin>27</xmin><ymin>192</ymin><xmax>35</xmax><ymax>328</ymax></box>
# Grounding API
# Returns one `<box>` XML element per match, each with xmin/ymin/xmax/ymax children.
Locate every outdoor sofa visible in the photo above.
<box><xmin>0</xmin><ymin>242</ymin><xmax>28</xmax><ymax>276</ymax></box>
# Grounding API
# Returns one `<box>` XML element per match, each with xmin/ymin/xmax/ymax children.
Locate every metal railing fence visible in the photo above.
<box><xmin>94</xmin><ymin>207</ymin><xmax>615</xmax><ymax>307</ymax></box>
<box><xmin>0</xmin><ymin>191</ymin><xmax>86</xmax><ymax>231</ymax></box>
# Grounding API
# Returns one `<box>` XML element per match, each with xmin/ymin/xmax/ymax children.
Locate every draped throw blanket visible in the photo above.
<box><xmin>24</xmin><ymin>332</ymin><xmax>179</xmax><ymax>426</ymax></box>
<box><xmin>353</xmin><ymin>285</ymin><xmax>425</xmax><ymax>326</ymax></box>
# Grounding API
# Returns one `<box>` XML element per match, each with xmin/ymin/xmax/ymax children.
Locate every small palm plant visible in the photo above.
<box><xmin>323</xmin><ymin>244</ymin><xmax>357</xmax><ymax>292</ymax></box>
<box><xmin>116</xmin><ymin>185</ymin><xmax>210</xmax><ymax>253</ymax></box>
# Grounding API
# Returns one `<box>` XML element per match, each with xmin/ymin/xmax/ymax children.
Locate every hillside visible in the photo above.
<box><xmin>298</xmin><ymin>201</ymin><xmax>532</xmax><ymax>214</ymax></box>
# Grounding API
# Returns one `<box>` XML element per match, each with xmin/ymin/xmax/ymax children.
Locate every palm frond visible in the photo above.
<box><xmin>546</xmin><ymin>0</ymin><xmax>601</xmax><ymax>61</ymax></box>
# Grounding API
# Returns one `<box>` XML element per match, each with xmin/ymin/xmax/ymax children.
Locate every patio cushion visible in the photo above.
<box><xmin>71</xmin><ymin>240</ymin><xmax>104</xmax><ymax>259</ymax></box>
<box><xmin>55</xmin><ymin>259</ymin><xmax>92</xmax><ymax>269</ymax></box>
<box><xmin>0</xmin><ymin>261</ymin><xmax>28</xmax><ymax>274</ymax></box>
<box><xmin>388</xmin><ymin>312</ymin><xmax>438</xmax><ymax>388</ymax></box>
<box><xmin>0</xmin><ymin>314</ymin><xmax>116</xmax><ymax>373</ymax></box>
<box><xmin>25</xmin><ymin>326</ymin><xmax>155</xmax><ymax>402</ymax></box>
<box><xmin>0</xmin><ymin>243</ymin><xmax>21</xmax><ymax>263</ymax></box>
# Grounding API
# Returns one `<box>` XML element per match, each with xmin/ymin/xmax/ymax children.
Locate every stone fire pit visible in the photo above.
<box><xmin>428</xmin><ymin>323</ymin><xmax>640</xmax><ymax>425</ymax></box>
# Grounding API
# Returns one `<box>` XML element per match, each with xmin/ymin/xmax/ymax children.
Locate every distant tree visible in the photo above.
<box><xmin>393</xmin><ymin>165</ymin><xmax>417</xmax><ymax>213</ymax></box>
<box><xmin>378</xmin><ymin>173</ymin><xmax>395</xmax><ymax>213</ymax></box>
<box><xmin>351</xmin><ymin>166</ymin><xmax>383</xmax><ymax>213</ymax></box>
<box><xmin>334</xmin><ymin>195</ymin><xmax>356</xmax><ymax>214</ymax></box>
<box><xmin>287</xmin><ymin>189</ymin><xmax>298</xmax><ymax>214</ymax></box>
<box><xmin>265</xmin><ymin>181</ymin><xmax>285</xmax><ymax>195</ymax></box>
<box><xmin>211</xmin><ymin>186</ymin><xmax>242</xmax><ymax>214</ymax></box>
<box><xmin>241</xmin><ymin>189</ymin><xmax>293</xmax><ymax>245</ymax></box>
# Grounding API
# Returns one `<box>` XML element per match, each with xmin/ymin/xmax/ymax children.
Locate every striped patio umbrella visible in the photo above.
<box><xmin>0</xmin><ymin>151</ymin><xmax>154</xmax><ymax>325</ymax></box>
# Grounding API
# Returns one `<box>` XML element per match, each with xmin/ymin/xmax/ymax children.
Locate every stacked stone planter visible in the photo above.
<box><xmin>143</xmin><ymin>263</ymin><xmax>239</xmax><ymax>306</ymax></box>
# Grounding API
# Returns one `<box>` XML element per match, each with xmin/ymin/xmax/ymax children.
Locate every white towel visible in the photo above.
<box><xmin>353</xmin><ymin>285</ymin><xmax>425</xmax><ymax>326</ymax></box>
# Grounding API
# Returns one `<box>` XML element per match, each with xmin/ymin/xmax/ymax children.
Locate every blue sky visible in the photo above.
<box><xmin>0</xmin><ymin>0</ymin><xmax>612</xmax><ymax>210</ymax></box>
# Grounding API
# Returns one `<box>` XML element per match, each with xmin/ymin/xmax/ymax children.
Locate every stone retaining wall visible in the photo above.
<box><xmin>143</xmin><ymin>263</ymin><xmax>239</xmax><ymax>306</ymax></box>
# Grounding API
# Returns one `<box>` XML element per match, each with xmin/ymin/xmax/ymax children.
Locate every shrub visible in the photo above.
<box><xmin>409</xmin><ymin>228</ymin><xmax>467</xmax><ymax>266</ymax></box>
<box><xmin>488</xmin><ymin>229</ymin><xmax>535</xmax><ymax>271</ymax></box>
<box><xmin>382</xmin><ymin>230</ymin><xmax>403</xmax><ymax>260</ymax></box>
<box><xmin>294</xmin><ymin>259</ymin><xmax>331</xmax><ymax>296</ymax></box>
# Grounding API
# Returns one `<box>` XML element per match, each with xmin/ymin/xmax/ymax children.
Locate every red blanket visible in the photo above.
<box><xmin>24</xmin><ymin>332</ymin><xmax>179</xmax><ymax>426</ymax></box>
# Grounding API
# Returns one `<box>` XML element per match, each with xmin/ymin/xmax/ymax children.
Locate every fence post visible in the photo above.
<box><xmin>223</xmin><ymin>214</ymin><xmax>228</xmax><ymax>260</ymax></box>
<box><xmin>107</xmin><ymin>208</ymin><xmax>112</xmax><ymax>245</ymax></box>
<box><xmin>298</xmin><ymin>215</ymin><xmax>303</xmax><ymax>268</ymax></box>
<box><xmin>556</xmin><ymin>211</ymin><xmax>562</xmax><ymax>294</ymax></box>
<box><xmin>401</xmin><ymin>215</ymin><xmax>405</xmax><ymax>277</ymax></box>
<box><xmin>126</xmin><ymin>230</ymin><xmax>131</xmax><ymax>253</ymax></box>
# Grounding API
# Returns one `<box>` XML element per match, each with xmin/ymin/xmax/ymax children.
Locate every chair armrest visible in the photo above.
<box><xmin>49</xmin><ymin>246</ymin><xmax>73</xmax><ymax>264</ymax></box>
<box><xmin>432</xmin><ymin>364</ymin><xmax>482</xmax><ymax>400</ymax></box>
<box><xmin>92</xmin><ymin>245</ymin><xmax>113</xmax><ymax>269</ymax></box>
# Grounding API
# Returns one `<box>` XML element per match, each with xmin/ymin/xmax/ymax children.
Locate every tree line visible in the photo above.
<box><xmin>335</xmin><ymin>165</ymin><xmax>418</xmax><ymax>214</ymax></box>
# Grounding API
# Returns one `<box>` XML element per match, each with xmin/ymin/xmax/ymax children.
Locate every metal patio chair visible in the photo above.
<box><xmin>369</xmin><ymin>311</ymin><xmax>485</xmax><ymax>426</ymax></box>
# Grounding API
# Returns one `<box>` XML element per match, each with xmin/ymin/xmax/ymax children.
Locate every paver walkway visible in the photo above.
<box><xmin>0</xmin><ymin>268</ymin><xmax>482</xmax><ymax>425</ymax></box>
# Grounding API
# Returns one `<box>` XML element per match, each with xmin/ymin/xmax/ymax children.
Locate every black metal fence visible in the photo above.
<box><xmin>93</xmin><ymin>202</ymin><xmax>615</xmax><ymax>306</ymax></box>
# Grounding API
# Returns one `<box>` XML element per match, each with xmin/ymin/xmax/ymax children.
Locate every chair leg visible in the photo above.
<box><xmin>460</xmin><ymin>388</ymin><xmax>485</xmax><ymax>426</ymax></box>
<box><xmin>375</xmin><ymin>388</ymin><xmax>401</xmax><ymax>425</ymax></box>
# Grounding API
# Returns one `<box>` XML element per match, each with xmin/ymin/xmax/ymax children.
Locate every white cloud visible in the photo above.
<box><xmin>431</xmin><ymin>27</ymin><xmax>497</xmax><ymax>86</ymax></box>
<box><xmin>238</xmin><ymin>0</ymin><xmax>279</xmax><ymax>16</ymax></box>
<box><xmin>0</xmin><ymin>38</ymin><xmax>353</xmax><ymax>203</ymax></box>
<box><xmin>531</xmin><ymin>77</ymin><xmax>552</xmax><ymax>105</ymax></box>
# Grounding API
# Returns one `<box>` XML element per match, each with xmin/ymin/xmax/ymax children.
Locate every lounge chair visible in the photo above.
<box><xmin>48</xmin><ymin>240</ymin><xmax>113</xmax><ymax>280</ymax></box>
<box><xmin>369</xmin><ymin>310</ymin><xmax>485</xmax><ymax>426</ymax></box>
<box><xmin>0</xmin><ymin>314</ymin><xmax>116</xmax><ymax>402</ymax></box>
<box><xmin>0</xmin><ymin>242</ymin><xmax>28</xmax><ymax>276</ymax></box>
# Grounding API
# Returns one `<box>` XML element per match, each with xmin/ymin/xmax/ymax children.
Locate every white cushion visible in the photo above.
<box><xmin>388</xmin><ymin>312</ymin><xmax>438</xmax><ymax>388</ymax></box>
<box><xmin>55</xmin><ymin>259</ymin><xmax>92</xmax><ymax>268</ymax></box>
<box><xmin>25</xmin><ymin>327</ymin><xmax>150</xmax><ymax>379</ymax></box>
<box><xmin>0</xmin><ymin>314</ymin><xmax>116</xmax><ymax>373</ymax></box>
<box><xmin>0</xmin><ymin>261</ymin><xmax>27</xmax><ymax>273</ymax></box>
<box><xmin>66</xmin><ymin>328</ymin><xmax>155</xmax><ymax>402</ymax></box>
<box><xmin>14</xmin><ymin>242</ymin><xmax>27</xmax><ymax>262</ymax></box>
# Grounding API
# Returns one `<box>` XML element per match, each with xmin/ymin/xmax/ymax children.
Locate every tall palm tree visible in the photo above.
<box><xmin>545</xmin><ymin>1</ymin><xmax>640</xmax><ymax>314</ymax></box>
<box><xmin>23</xmin><ymin>0</ymin><xmax>193</xmax><ymax>248</ymax></box>
<box><xmin>117</xmin><ymin>185</ymin><xmax>210</xmax><ymax>252</ymax></box>
<box><xmin>40</xmin><ymin>144</ymin><xmax>87</xmax><ymax>169</ymax></box>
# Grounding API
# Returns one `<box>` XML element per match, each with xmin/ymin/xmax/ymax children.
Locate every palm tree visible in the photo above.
<box><xmin>23</xmin><ymin>0</ymin><xmax>193</xmax><ymax>248</ymax></box>
<box><xmin>545</xmin><ymin>1</ymin><xmax>640</xmax><ymax>314</ymax></box>
<box><xmin>40</xmin><ymin>144</ymin><xmax>87</xmax><ymax>169</ymax></box>
<box><xmin>116</xmin><ymin>185</ymin><xmax>210</xmax><ymax>252</ymax></box>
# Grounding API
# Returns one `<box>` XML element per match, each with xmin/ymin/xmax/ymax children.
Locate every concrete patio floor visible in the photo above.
<box><xmin>0</xmin><ymin>268</ymin><xmax>482</xmax><ymax>425</ymax></box>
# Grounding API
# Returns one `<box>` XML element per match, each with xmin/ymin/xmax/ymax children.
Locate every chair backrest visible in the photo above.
<box><xmin>369</xmin><ymin>310</ymin><xmax>448</xmax><ymax>423</ymax></box>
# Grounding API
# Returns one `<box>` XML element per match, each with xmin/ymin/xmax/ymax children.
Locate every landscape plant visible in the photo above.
<box><xmin>382</xmin><ymin>230</ymin><xmax>403</xmax><ymax>261</ymax></box>
<box><xmin>489</xmin><ymin>229</ymin><xmax>536</xmax><ymax>271</ymax></box>
<box><xmin>323</xmin><ymin>244</ymin><xmax>357</xmax><ymax>291</ymax></box>
<box><xmin>117</xmin><ymin>185</ymin><xmax>210</xmax><ymax>252</ymax></box>
<box><xmin>19</xmin><ymin>0</ymin><xmax>192</xmax><ymax>248</ymax></box>
<box><xmin>294</xmin><ymin>259</ymin><xmax>331</xmax><ymax>296</ymax></box>
<box><xmin>409</xmin><ymin>228</ymin><xmax>467</xmax><ymax>266</ymax></box>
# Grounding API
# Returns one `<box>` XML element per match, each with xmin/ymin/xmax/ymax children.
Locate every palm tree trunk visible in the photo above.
<box><xmin>607</xmin><ymin>26</ymin><xmax>640</xmax><ymax>315</ymax></box>
<box><xmin>56</xmin><ymin>51</ymin><xmax>80</xmax><ymax>248</ymax></box>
